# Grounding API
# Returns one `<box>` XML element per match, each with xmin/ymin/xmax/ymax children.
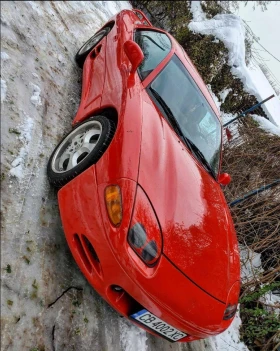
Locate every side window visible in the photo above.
<box><xmin>135</xmin><ymin>30</ymin><xmax>171</xmax><ymax>80</ymax></box>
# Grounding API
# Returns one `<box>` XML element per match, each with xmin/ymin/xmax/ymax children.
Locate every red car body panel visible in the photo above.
<box><xmin>57</xmin><ymin>8</ymin><xmax>240</xmax><ymax>341</ymax></box>
<box><xmin>138</xmin><ymin>92</ymin><xmax>240</xmax><ymax>302</ymax></box>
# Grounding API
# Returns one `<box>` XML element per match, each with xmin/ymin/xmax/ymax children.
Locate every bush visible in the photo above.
<box><xmin>222</xmin><ymin>117</ymin><xmax>280</xmax><ymax>351</ymax></box>
<box><xmin>239</xmin><ymin>282</ymin><xmax>280</xmax><ymax>350</ymax></box>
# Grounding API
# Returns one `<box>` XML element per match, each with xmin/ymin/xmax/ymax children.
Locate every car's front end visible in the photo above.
<box><xmin>58</xmin><ymin>163</ymin><xmax>240</xmax><ymax>342</ymax></box>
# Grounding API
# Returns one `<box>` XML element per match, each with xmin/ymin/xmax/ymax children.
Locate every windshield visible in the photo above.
<box><xmin>149</xmin><ymin>55</ymin><xmax>222</xmax><ymax>177</ymax></box>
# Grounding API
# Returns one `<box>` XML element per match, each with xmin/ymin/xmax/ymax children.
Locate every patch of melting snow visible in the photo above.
<box><xmin>9</xmin><ymin>149</ymin><xmax>25</xmax><ymax>179</ymax></box>
<box><xmin>222</xmin><ymin>113</ymin><xmax>236</xmax><ymax>125</ymax></box>
<box><xmin>189</xmin><ymin>2</ymin><xmax>246</xmax><ymax>67</ymax></box>
<box><xmin>26</xmin><ymin>0</ymin><xmax>44</xmax><ymax>15</ymax></box>
<box><xmin>29</xmin><ymin>82</ymin><xmax>42</xmax><ymax>107</ymax></box>
<box><xmin>1</xmin><ymin>79</ymin><xmax>7</xmax><ymax>103</ymax></box>
<box><xmin>103</xmin><ymin>1</ymin><xmax>118</xmax><ymax>15</ymax></box>
<box><xmin>252</xmin><ymin>114</ymin><xmax>280</xmax><ymax>137</ymax></box>
<box><xmin>207</xmin><ymin>84</ymin><xmax>221</xmax><ymax>112</ymax></box>
<box><xmin>208</xmin><ymin>307</ymin><xmax>249</xmax><ymax>351</ymax></box>
<box><xmin>239</xmin><ymin>245</ymin><xmax>263</xmax><ymax>284</ymax></box>
<box><xmin>9</xmin><ymin>114</ymin><xmax>34</xmax><ymax>180</ymax></box>
<box><xmin>259</xmin><ymin>291</ymin><xmax>280</xmax><ymax>316</ymax></box>
<box><xmin>190</xmin><ymin>1</ymin><xmax>207</xmax><ymax>22</ymax></box>
<box><xmin>188</xmin><ymin>1</ymin><xmax>280</xmax><ymax>127</ymax></box>
<box><xmin>206</xmin><ymin>85</ymin><xmax>238</xmax><ymax>140</ymax></box>
<box><xmin>1</xmin><ymin>51</ymin><xmax>10</xmax><ymax>61</ymax></box>
<box><xmin>219</xmin><ymin>88</ymin><xmax>232</xmax><ymax>104</ymax></box>
<box><xmin>58</xmin><ymin>54</ymin><xmax>63</xmax><ymax>62</ymax></box>
<box><xmin>119</xmin><ymin>318</ymin><xmax>147</xmax><ymax>351</ymax></box>
<box><xmin>32</xmin><ymin>72</ymin><xmax>39</xmax><ymax>79</ymax></box>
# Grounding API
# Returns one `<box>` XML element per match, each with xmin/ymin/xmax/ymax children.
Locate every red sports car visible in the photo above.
<box><xmin>47</xmin><ymin>9</ymin><xmax>240</xmax><ymax>342</ymax></box>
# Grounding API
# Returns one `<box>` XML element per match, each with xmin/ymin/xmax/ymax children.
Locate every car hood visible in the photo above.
<box><xmin>138</xmin><ymin>98</ymin><xmax>240</xmax><ymax>302</ymax></box>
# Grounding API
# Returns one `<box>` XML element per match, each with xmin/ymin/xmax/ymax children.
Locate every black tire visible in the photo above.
<box><xmin>47</xmin><ymin>116</ymin><xmax>115</xmax><ymax>188</ymax></box>
<box><xmin>75</xmin><ymin>27</ymin><xmax>111</xmax><ymax>68</ymax></box>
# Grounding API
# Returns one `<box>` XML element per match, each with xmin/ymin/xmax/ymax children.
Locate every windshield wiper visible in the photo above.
<box><xmin>150</xmin><ymin>87</ymin><xmax>216</xmax><ymax>178</ymax></box>
<box><xmin>150</xmin><ymin>87</ymin><xmax>185</xmax><ymax>138</ymax></box>
<box><xmin>184</xmin><ymin>137</ymin><xmax>216</xmax><ymax>178</ymax></box>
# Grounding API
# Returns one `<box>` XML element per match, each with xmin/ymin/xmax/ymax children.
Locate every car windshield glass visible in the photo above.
<box><xmin>135</xmin><ymin>30</ymin><xmax>171</xmax><ymax>80</ymax></box>
<box><xmin>149</xmin><ymin>55</ymin><xmax>222</xmax><ymax>177</ymax></box>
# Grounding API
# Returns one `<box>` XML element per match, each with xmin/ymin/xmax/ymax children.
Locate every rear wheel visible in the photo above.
<box><xmin>47</xmin><ymin>116</ymin><xmax>115</xmax><ymax>188</ymax></box>
<box><xmin>75</xmin><ymin>27</ymin><xmax>111</xmax><ymax>68</ymax></box>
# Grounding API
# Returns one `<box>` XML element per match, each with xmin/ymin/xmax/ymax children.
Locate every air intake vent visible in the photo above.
<box><xmin>73</xmin><ymin>234</ymin><xmax>92</xmax><ymax>273</ymax></box>
<box><xmin>91</xmin><ymin>44</ymin><xmax>102</xmax><ymax>59</ymax></box>
<box><xmin>81</xmin><ymin>235</ymin><xmax>102</xmax><ymax>276</ymax></box>
<box><xmin>82</xmin><ymin>235</ymin><xmax>100</xmax><ymax>263</ymax></box>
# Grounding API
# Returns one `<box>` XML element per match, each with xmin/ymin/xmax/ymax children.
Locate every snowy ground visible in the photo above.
<box><xmin>1</xmin><ymin>2</ymin><xmax>210</xmax><ymax>351</ymax></box>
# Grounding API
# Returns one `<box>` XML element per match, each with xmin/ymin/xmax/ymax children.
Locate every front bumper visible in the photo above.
<box><xmin>58</xmin><ymin>166</ymin><xmax>231</xmax><ymax>341</ymax></box>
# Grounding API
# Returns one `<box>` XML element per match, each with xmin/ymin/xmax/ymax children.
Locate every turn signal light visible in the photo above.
<box><xmin>105</xmin><ymin>185</ymin><xmax>122</xmax><ymax>226</ymax></box>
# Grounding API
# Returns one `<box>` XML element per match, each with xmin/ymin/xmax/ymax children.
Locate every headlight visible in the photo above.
<box><xmin>223</xmin><ymin>281</ymin><xmax>240</xmax><ymax>320</ymax></box>
<box><xmin>128</xmin><ymin>186</ymin><xmax>162</xmax><ymax>266</ymax></box>
<box><xmin>223</xmin><ymin>304</ymin><xmax>237</xmax><ymax>320</ymax></box>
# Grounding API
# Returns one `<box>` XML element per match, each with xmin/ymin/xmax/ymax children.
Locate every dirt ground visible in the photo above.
<box><xmin>0</xmin><ymin>2</ymin><xmax>211</xmax><ymax>351</ymax></box>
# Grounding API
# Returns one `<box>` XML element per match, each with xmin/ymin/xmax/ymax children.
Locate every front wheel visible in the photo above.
<box><xmin>47</xmin><ymin>116</ymin><xmax>115</xmax><ymax>188</ymax></box>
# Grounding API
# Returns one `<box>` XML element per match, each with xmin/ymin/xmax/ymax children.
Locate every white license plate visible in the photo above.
<box><xmin>130</xmin><ymin>309</ymin><xmax>187</xmax><ymax>342</ymax></box>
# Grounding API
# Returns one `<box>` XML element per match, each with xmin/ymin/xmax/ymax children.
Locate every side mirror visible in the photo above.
<box><xmin>123</xmin><ymin>40</ymin><xmax>144</xmax><ymax>74</ymax></box>
<box><xmin>218</xmin><ymin>173</ymin><xmax>231</xmax><ymax>186</ymax></box>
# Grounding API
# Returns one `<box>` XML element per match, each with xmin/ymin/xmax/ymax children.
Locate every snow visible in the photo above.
<box><xmin>104</xmin><ymin>0</ymin><xmax>131</xmax><ymax>14</ymax></box>
<box><xmin>19</xmin><ymin>113</ymin><xmax>34</xmax><ymax>142</ymax></box>
<box><xmin>119</xmin><ymin>319</ymin><xmax>147</xmax><ymax>351</ymax></box>
<box><xmin>189</xmin><ymin>3</ymin><xmax>246</xmax><ymax>67</ymax></box>
<box><xmin>207</xmin><ymin>84</ymin><xmax>238</xmax><ymax>127</ymax></box>
<box><xmin>190</xmin><ymin>1</ymin><xmax>207</xmax><ymax>22</ymax></box>
<box><xmin>9</xmin><ymin>153</ymin><xmax>25</xmax><ymax>179</ymax></box>
<box><xmin>104</xmin><ymin>1</ymin><xmax>120</xmax><ymax>16</ymax></box>
<box><xmin>252</xmin><ymin>114</ymin><xmax>280</xmax><ymax>136</ymax></box>
<box><xmin>219</xmin><ymin>88</ymin><xmax>232</xmax><ymax>104</ymax></box>
<box><xmin>32</xmin><ymin>72</ymin><xmax>39</xmax><ymax>79</ymax></box>
<box><xmin>208</xmin><ymin>308</ymin><xmax>249</xmax><ymax>351</ymax></box>
<box><xmin>29</xmin><ymin>82</ymin><xmax>42</xmax><ymax>107</ymax></box>
<box><xmin>9</xmin><ymin>115</ymin><xmax>34</xmax><ymax>180</ymax></box>
<box><xmin>1</xmin><ymin>51</ymin><xmax>10</xmax><ymax>61</ymax></box>
<box><xmin>246</xmin><ymin>64</ymin><xmax>280</xmax><ymax>126</ymax></box>
<box><xmin>239</xmin><ymin>245</ymin><xmax>280</xmax><ymax>320</ymax></box>
<box><xmin>189</xmin><ymin>1</ymin><xmax>280</xmax><ymax>127</ymax></box>
<box><xmin>1</xmin><ymin>79</ymin><xmax>7</xmax><ymax>103</ymax></box>
<box><xmin>239</xmin><ymin>245</ymin><xmax>263</xmax><ymax>283</ymax></box>
<box><xmin>259</xmin><ymin>291</ymin><xmax>280</xmax><ymax>316</ymax></box>
<box><xmin>207</xmin><ymin>84</ymin><xmax>221</xmax><ymax>111</ymax></box>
